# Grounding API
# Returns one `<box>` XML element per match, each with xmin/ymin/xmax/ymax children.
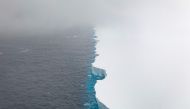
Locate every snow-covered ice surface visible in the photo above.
<box><xmin>0</xmin><ymin>27</ymin><xmax>107</xmax><ymax>109</ymax></box>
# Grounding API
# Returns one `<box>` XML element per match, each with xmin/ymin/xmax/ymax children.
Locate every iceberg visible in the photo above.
<box><xmin>86</xmin><ymin>67</ymin><xmax>108</xmax><ymax>109</ymax></box>
<box><xmin>84</xmin><ymin>34</ymin><xmax>108</xmax><ymax>109</ymax></box>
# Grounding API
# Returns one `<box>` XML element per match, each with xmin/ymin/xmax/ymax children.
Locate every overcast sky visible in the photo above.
<box><xmin>94</xmin><ymin>0</ymin><xmax>190</xmax><ymax>109</ymax></box>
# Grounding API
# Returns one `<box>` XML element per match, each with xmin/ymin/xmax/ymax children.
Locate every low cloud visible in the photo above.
<box><xmin>0</xmin><ymin>0</ymin><xmax>109</xmax><ymax>35</ymax></box>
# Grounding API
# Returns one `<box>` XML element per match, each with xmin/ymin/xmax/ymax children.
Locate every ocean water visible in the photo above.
<box><xmin>0</xmin><ymin>27</ymin><xmax>107</xmax><ymax>109</ymax></box>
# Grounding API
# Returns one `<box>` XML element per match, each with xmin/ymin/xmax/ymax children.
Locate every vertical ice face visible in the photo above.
<box><xmin>82</xmin><ymin>33</ymin><xmax>108</xmax><ymax>109</ymax></box>
<box><xmin>86</xmin><ymin>66</ymin><xmax>107</xmax><ymax>109</ymax></box>
<box><xmin>92</xmin><ymin>67</ymin><xmax>107</xmax><ymax>80</ymax></box>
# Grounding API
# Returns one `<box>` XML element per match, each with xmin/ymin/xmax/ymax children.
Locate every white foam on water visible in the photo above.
<box><xmin>20</xmin><ymin>49</ymin><xmax>30</xmax><ymax>53</ymax></box>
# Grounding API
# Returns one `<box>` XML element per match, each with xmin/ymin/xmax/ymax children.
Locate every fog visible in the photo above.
<box><xmin>0</xmin><ymin>0</ymin><xmax>105</xmax><ymax>35</ymax></box>
<box><xmin>0</xmin><ymin>0</ymin><xmax>121</xmax><ymax>35</ymax></box>
<box><xmin>94</xmin><ymin>0</ymin><xmax>190</xmax><ymax>109</ymax></box>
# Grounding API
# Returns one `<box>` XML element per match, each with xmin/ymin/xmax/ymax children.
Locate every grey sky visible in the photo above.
<box><xmin>94</xmin><ymin>0</ymin><xmax>190</xmax><ymax>109</ymax></box>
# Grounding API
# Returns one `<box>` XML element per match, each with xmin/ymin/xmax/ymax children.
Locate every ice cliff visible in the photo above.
<box><xmin>86</xmin><ymin>67</ymin><xmax>108</xmax><ymax>109</ymax></box>
<box><xmin>85</xmin><ymin>35</ymin><xmax>108</xmax><ymax>109</ymax></box>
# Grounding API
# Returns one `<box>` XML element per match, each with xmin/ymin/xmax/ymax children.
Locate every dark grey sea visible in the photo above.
<box><xmin>0</xmin><ymin>27</ymin><xmax>102</xmax><ymax>109</ymax></box>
